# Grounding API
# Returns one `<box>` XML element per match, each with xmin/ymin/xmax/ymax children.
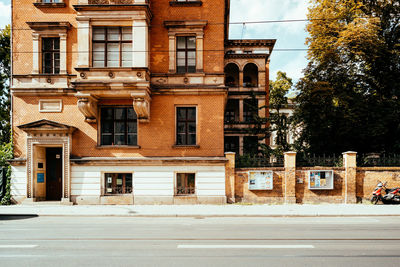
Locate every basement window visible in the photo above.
<box><xmin>176</xmin><ymin>173</ymin><xmax>195</xmax><ymax>195</ymax></box>
<box><xmin>104</xmin><ymin>173</ymin><xmax>133</xmax><ymax>195</ymax></box>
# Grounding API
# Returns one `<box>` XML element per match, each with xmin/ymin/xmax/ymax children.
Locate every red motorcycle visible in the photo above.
<box><xmin>371</xmin><ymin>181</ymin><xmax>400</xmax><ymax>204</ymax></box>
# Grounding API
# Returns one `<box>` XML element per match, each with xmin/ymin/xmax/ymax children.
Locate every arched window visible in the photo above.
<box><xmin>224</xmin><ymin>63</ymin><xmax>239</xmax><ymax>87</ymax></box>
<box><xmin>243</xmin><ymin>63</ymin><xmax>258</xmax><ymax>87</ymax></box>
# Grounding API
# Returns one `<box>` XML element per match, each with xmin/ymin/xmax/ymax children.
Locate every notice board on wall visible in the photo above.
<box><xmin>37</xmin><ymin>173</ymin><xmax>45</xmax><ymax>183</ymax></box>
<box><xmin>308</xmin><ymin>170</ymin><xmax>334</xmax><ymax>190</ymax></box>
<box><xmin>248</xmin><ymin>171</ymin><xmax>273</xmax><ymax>190</ymax></box>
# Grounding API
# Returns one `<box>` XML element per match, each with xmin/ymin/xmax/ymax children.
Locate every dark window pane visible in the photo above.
<box><xmin>102</xmin><ymin>108</ymin><xmax>113</xmax><ymax>120</ymax></box>
<box><xmin>177</xmin><ymin>108</ymin><xmax>186</xmax><ymax>120</ymax></box>
<box><xmin>127</xmin><ymin>122</ymin><xmax>137</xmax><ymax>133</ymax></box>
<box><xmin>101</xmin><ymin>135</ymin><xmax>113</xmax><ymax>145</ymax></box>
<box><xmin>188</xmin><ymin>122</ymin><xmax>196</xmax><ymax>133</ymax></box>
<box><xmin>114</xmin><ymin>134</ymin><xmax>125</xmax><ymax>145</ymax></box>
<box><xmin>188</xmin><ymin>65</ymin><xmax>196</xmax><ymax>73</ymax></box>
<box><xmin>177</xmin><ymin>65</ymin><xmax>186</xmax><ymax>73</ymax></box>
<box><xmin>53</xmin><ymin>39</ymin><xmax>60</xmax><ymax>50</ymax></box>
<box><xmin>102</xmin><ymin>121</ymin><xmax>113</xmax><ymax>134</ymax></box>
<box><xmin>115</xmin><ymin>122</ymin><xmax>125</xmax><ymax>134</ymax></box>
<box><xmin>177</xmin><ymin>134</ymin><xmax>185</xmax><ymax>145</ymax></box>
<box><xmin>188</xmin><ymin>134</ymin><xmax>196</xmax><ymax>145</ymax></box>
<box><xmin>115</xmin><ymin>108</ymin><xmax>126</xmax><ymax>120</ymax></box>
<box><xmin>127</xmin><ymin>108</ymin><xmax>137</xmax><ymax>120</ymax></box>
<box><xmin>187</xmin><ymin>108</ymin><xmax>196</xmax><ymax>120</ymax></box>
<box><xmin>177</xmin><ymin>122</ymin><xmax>186</xmax><ymax>134</ymax></box>
<box><xmin>127</xmin><ymin>134</ymin><xmax>137</xmax><ymax>146</ymax></box>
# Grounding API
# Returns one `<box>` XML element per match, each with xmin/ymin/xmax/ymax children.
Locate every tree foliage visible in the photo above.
<box><xmin>0</xmin><ymin>25</ymin><xmax>11</xmax><ymax>144</ymax></box>
<box><xmin>269</xmin><ymin>71</ymin><xmax>293</xmax><ymax>152</ymax></box>
<box><xmin>293</xmin><ymin>0</ymin><xmax>400</xmax><ymax>154</ymax></box>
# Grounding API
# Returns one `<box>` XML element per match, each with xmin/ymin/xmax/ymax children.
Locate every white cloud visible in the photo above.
<box><xmin>0</xmin><ymin>2</ymin><xmax>11</xmax><ymax>28</ymax></box>
<box><xmin>229</xmin><ymin>0</ymin><xmax>310</xmax><ymax>82</ymax></box>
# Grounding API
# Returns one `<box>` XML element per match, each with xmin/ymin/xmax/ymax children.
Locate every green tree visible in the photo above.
<box><xmin>269</xmin><ymin>71</ymin><xmax>293</xmax><ymax>153</ymax></box>
<box><xmin>0</xmin><ymin>25</ymin><xmax>11</xmax><ymax>144</ymax></box>
<box><xmin>293</xmin><ymin>0</ymin><xmax>400</xmax><ymax>154</ymax></box>
<box><xmin>0</xmin><ymin>25</ymin><xmax>12</xmax><ymax>205</ymax></box>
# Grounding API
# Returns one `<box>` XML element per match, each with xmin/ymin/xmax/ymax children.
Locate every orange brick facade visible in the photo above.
<box><xmin>12</xmin><ymin>0</ymin><xmax>227</xmax><ymax>159</ymax></box>
<box><xmin>11</xmin><ymin>0</ymin><xmax>231</xmax><ymax>204</ymax></box>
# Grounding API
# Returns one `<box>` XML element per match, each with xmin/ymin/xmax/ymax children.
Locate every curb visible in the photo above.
<box><xmin>2</xmin><ymin>213</ymin><xmax>400</xmax><ymax>218</ymax></box>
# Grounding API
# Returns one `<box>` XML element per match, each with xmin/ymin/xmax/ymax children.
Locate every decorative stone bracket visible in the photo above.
<box><xmin>75</xmin><ymin>93</ymin><xmax>98</xmax><ymax>123</ymax></box>
<box><xmin>131</xmin><ymin>91</ymin><xmax>151</xmax><ymax>123</ymax></box>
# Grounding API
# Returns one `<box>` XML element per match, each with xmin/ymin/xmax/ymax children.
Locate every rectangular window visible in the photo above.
<box><xmin>104</xmin><ymin>173</ymin><xmax>133</xmax><ymax>195</ymax></box>
<box><xmin>92</xmin><ymin>27</ymin><xmax>132</xmax><ymax>68</ymax></box>
<box><xmin>176</xmin><ymin>173</ymin><xmax>195</xmax><ymax>195</ymax></box>
<box><xmin>101</xmin><ymin>107</ymin><xmax>137</xmax><ymax>146</ymax></box>
<box><xmin>176</xmin><ymin>36</ymin><xmax>196</xmax><ymax>73</ymax></box>
<box><xmin>224</xmin><ymin>136</ymin><xmax>239</xmax><ymax>154</ymax></box>
<box><xmin>176</xmin><ymin>107</ymin><xmax>196</xmax><ymax>146</ymax></box>
<box><xmin>243</xmin><ymin>98</ymin><xmax>258</xmax><ymax>123</ymax></box>
<box><xmin>224</xmin><ymin>99</ymin><xmax>239</xmax><ymax>123</ymax></box>
<box><xmin>42</xmin><ymin>38</ymin><xmax>60</xmax><ymax>74</ymax></box>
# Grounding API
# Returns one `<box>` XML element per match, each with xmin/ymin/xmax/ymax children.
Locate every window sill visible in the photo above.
<box><xmin>172</xmin><ymin>145</ymin><xmax>200</xmax><ymax>149</ymax></box>
<box><xmin>33</xmin><ymin>2</ymin><xmax>66</xmax><ymax>8</ymax></box>
<box><xmin>96</xmin><ymin>145</ymin><xmax>141</xmax><ymax>149</ymax></box>
<box><xmin>169</xmin><ymin>1</ymin><xmax>202</xmax><ymax>7</ymax></box>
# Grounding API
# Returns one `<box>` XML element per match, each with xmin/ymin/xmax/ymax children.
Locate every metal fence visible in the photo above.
<box><xmin>297</xmin><ymin>154</ymin><xmax>343</xmax><ymax>167</ymax></box>
<box><xmin>357</xmin><ymin>154</ymin><xmax>400</xmax><ymax>167</ymax></box>
<box><xmin>235</xmin><ymin>155</ymin><xmax>284</xmax><ymax>168</ymax></box>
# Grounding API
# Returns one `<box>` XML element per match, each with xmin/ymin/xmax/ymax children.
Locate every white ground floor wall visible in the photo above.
<box><xmin>11</xmin><ymin>165</ymin><xmax>227</xmax><ymax>205</ymax></box>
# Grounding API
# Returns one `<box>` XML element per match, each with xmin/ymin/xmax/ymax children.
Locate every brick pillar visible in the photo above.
<box><xmin>225</xmin><ymin>152</ymin><xmax>236</xmax><ymax>203</ymax></box>
<box><xmin>343</xmin><ymin>151</ymin><xmax>357</xmax><ymax>204</ymax></box>
<box><xmin>284</xmin><ymin>151</ymin><xmax>297</xmax><ymax>204</ymax></box>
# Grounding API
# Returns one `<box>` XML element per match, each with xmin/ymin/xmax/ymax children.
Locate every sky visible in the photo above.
<box><xmin>0</xmin><ymin>0</ymin><xmax>309</xmax><ymax>82</ymax></box>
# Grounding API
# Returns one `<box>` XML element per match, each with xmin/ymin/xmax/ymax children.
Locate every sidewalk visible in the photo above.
<box><xmin>2</xmin><ymin>204</ymin><xmax>400</xmax><ymax>217</ymax></box>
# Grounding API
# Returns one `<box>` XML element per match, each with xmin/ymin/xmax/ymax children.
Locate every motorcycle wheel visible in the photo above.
<box><xmin>371</xmin><ymin>196</ymin><xmax>379</xmax><ymax>205</ymax></box>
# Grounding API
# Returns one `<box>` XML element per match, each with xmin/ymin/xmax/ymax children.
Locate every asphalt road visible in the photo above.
<box><xmin>0</xmin><ymin>216</ymin><xmax>400</xmax><ymax>267</ymax></box>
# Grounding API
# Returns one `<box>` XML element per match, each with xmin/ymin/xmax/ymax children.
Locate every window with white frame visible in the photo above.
<box><xmin>92</xmin><ymin>27</ymin><xmax>132</xmax><ymax>67</ymax></box>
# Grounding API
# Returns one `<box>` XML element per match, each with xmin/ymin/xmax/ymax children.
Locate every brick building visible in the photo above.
<box><xmin>10</xmin><ymin>0</ymin><xmax>275</xmax><ymax>204</ymax></box>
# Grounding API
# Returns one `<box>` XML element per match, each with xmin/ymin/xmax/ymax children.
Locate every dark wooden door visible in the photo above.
<box><xmin>46</xmin><ymin>147</ymin><xmax>62</xmax><ymax>200</ymax></box>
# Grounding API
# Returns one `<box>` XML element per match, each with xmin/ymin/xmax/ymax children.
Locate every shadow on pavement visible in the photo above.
<box><xmin>0</xmin><ymin>214</ymin><xmax>39</xmax><ymax>221</ymax></box>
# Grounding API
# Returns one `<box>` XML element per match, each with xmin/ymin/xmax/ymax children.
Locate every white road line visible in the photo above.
<box><xmin>0</xmin><ymin>245</ymin><xmax>38</xmax><ymax>248</ymax></box>
<box><xmin>177</xmin><ymin>245</ymin><xmax>314</xmax><ymax>249</ymax></box>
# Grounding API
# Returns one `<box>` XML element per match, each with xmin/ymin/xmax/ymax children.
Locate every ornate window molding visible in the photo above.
<box><xmin>164</xmin><ymin>20</ymin><xmax>207</xmax><ymax>73</ymax></box>
<box><xmin>27</xmin><ymin>22</ymin><xmax>71</xmax><ymax>75</ymax></box>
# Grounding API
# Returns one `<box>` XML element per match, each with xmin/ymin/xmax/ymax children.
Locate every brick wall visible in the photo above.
<box><xmin>150</xmin><ymin>0</ymin><xmax>225</xmax><ymax>74</ymax></box>
<box><xmin>13</xmin><ymin>93</ymin><xmax>226</xmax><ymax>158</ymax></box>
<box><xmin>356</xmin><ymin>167</ymin><xmax>400</xmax><ymax>201</ymax></box>
<box><xmin>234</xmin><ymin>168</ymin><xmax>285</xmax><ymax>204</ymax></box>
<box><xmin>228</xmin><ymin>153</ymin><xmax>400</xmax><ymax>204</ymax></box>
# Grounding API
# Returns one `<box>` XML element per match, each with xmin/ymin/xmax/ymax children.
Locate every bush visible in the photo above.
<box><xmin>0</xmin><ymin>142</ymin><xmax>12</xmax><ymax>205</ymax></box>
